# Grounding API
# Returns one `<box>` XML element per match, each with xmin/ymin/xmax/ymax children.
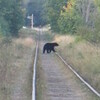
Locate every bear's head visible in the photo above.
<box><xmin>54</xmin><ymin>43</ymin><xmax>59</xmax><ymax>46</ymax></box>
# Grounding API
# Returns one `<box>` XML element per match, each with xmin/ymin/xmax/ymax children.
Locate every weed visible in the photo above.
<box><xmin>0</xmin><ymin>28</ymin><xmax>36</xmax><ymax>99</ymax></box>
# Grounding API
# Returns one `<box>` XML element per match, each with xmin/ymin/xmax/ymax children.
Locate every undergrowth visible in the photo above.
<box><xmin>54</xmin><ymin>34</ymin><xmax>100</xmax><ymax>93</ymax></box>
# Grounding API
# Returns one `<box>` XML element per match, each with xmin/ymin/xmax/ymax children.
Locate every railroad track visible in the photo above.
<box><xmin>32</xmin><ymin>30</ymin><xmax>100</xmax><ymax>100</ymax></box>
<box><xmin>56</xmin><ymin>53</ymin><xmax>100</xmax><ymax>97</ymax></box>
<box><xmin>32</xmin><ymin>42</ymin><xmax>38</xmax><ymax>100</ymax></box>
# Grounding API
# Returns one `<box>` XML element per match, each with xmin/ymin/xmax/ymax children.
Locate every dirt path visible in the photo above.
<box><xmin>38</xmin><ymin>40</ymin><xmax>99</xmax><ymax>100</ymax></box>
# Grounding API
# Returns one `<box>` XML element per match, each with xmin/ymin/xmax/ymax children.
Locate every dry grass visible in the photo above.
<box><xmin>0</xmin><ymin>28</ymin><xmax>36</xmax><ymax>100</ymax></box>
<box><xmin>14</xmin><ymin>37</ymin><xmax>35</xmax><ymax>47</ymax></box>
<box><xmin>36</xmin><ymin>51</ymin><xmax>47</xmax><ymax>100</ymax></box>
<box><xmin>40</xmin><ymin>31</ymin><xmax>55</xmax><ymax>42</ymax></box>
<box><xmin>19</xmin><ymin>28</ymin><xmax>37</xmax><ymax>38</ymax></box>
<box><xmin>54</xmin><ymin>34</ymin><xmax>100</xmax><ymax>93</ymax></box>
<box><xmin>54</xmin><ymin>35</ymin><xmax>75</xmax><ymax>44</ymax></box>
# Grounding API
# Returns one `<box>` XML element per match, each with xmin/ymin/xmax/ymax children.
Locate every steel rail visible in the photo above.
<box><xmin>56</xmin><ymin>52</ymin><xmax>100</xmax><ymax>97</ymax></box>
<box><xmin>32</xmin><ymin>42</ymin><xmax>38</xmax><ymax>100</ymax></box>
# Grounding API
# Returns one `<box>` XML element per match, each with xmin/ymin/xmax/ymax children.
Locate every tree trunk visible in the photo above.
<box><xmin>85</xmin><ymin>0</ymin><xmax>91</xmax><ymax>23</ymax></box>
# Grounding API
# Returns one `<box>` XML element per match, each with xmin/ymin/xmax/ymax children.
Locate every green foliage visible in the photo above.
<box><xmin>95</xmin><ymin>0</ymin><xmax>100</xmax><ymax>11</ymax></box>
<box><xmin>76</xmin><ymin>24</ymin><xmax>100</xmax><ymax>43</ymax></box>
<box><xmin>76</xmin><ymin>26</ymin><xmax>92</xmax><ymax>38</ymax></box>
<box><xmin>0</xmin><ymin>17</ymin><xmax>9</xmax><ymax>36</ymax></box>
<box><xmin>42</xmin><ymin>0</ymin><xmax>100</xmax><ymax>44</ymax></box>
<box><xmin>58</xmin><ymin>12</ymin><xmax>82</xmax><ymax>34</ymax></box>
<box><xmin>76</xmin><ymin>26</ymin><xmax>95</xmax><ymax>43</ymax></box>
<box><xmin>75</xmin><ymin>36</ymin><xmax>83</xmax><ymax>43</ymax></box>
<box><xmin>92</xmin><ymin>15</ymin><xmax>100</xmax><ymax>43</ymax></box>
<box><xmin>26</xmin><ymin>0</ymin><xmax>46</xmax><ymax>26</ymax></box>
<box><xmin>0</xmin><ymin>0</ymin><xmax>24</xmax><ymax>37</ymax></box>
<box><xmin>43</xmin><ymin>0</ymin><xmax>84</xmax><ymax>34</ymax></box>
<box><xmin>43</xmin><ymin>0</ymin><xmax>67</xmax><ymax>31</ymax></box>
<box><xmin>8</xmin><ymin>1</ymin><xmax>24</xmax><ymax>36</ymax></box>
<box><xmin>40</xmin><ymin>31</ymin><xmax>54</xmax><ymax>41</ymax></box>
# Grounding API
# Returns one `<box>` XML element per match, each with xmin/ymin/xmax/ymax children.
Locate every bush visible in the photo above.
<box><xmin>0</xmin><ymin>0</ymin><xmax>24</xmax><ymax>37</ymax></box>
<box><xmin>58</xmin><ymin>11</ymin><xmax>82</xmax><ymax>34</ymax></box>
<box><xmin>0</xmin><ymin>17</ymin><xmax>10</xmax><ymax>36</ymax></box>
<box><xmin>76</xmin><ymin>25</ymin><xmax>100</xmax><ymax>43</ymax></box>
<box><xmin>76</xmin><ymin>14</ymin><xmax>100</xmax><ymax>43</ymax></box>
<box><xmin>58</xmin><ymin>14</ymin><xmax>76</xmax><ymax>34</ymax></box>
<box><xmin>2</xmin><ymin>37</ymin><xmax>12</xmax><ymax>44</ymax></box>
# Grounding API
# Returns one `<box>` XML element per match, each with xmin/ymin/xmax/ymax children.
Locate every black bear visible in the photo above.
<box><xmin>43</xmin><ymin>42</ymin><xmax>59</xmax><ymax>53</ymax></box>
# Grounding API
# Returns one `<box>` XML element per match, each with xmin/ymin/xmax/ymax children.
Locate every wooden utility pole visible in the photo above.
<box><xmin>27</xmin><ymin>14</ymin><xmax>34</xmax><ymax>29</ymax></box>
<box><xmin>31</xmin><ymin>14</ymin><xmax>34</xmax><ymax>29</ymax></box>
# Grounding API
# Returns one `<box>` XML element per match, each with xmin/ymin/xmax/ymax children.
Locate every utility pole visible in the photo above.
<box><xmin>27</xmin><ymin>14</ymin><xmax>34</xmax><ymax>29</ymax></box>
<box><xmin>31</xmin><ymin>14</ymin><xmax>33</xmax><ymax>29</ymax></box>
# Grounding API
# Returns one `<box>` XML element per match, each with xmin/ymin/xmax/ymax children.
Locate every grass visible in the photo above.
<box><xmin>0</xmin><ymin>28</ymin><xmax>36</xmax><ymax>100</ymax></box>
<box><xmin>40</xmin><ymin>31</ymin><xmax>55</xmax><ymax>42</ymax></box>
<box><xmin>19</xmin><ymin>28</ymin><xmax>37</xmax><ymax>38</ymax></box>
<box><xmin>54</xmin><ymin>34</ymin><xmax>100</xmax><ymax>93</ymax></box>
<box><xmin>36</xmin><ymin>52</ymin><xmax>46</xmax><ymax>100</ymax></box>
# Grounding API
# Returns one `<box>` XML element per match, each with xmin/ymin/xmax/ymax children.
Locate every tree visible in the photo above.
<box><xmin>8</xmin><ymin>0</ymin><xmax>24</xmax><ymax>36</ymax></box>
<box><xmin>0</xmin><ymin>0</ymin><xmax>24</xmax><ymax>36</ymax></box>
<box><xmin>95</xmin><ymin>0</ymin><xmax>100</xmax><ymax>11</ymax></box>
<box><xmin>6</xmin><ymin>0</ymin><xmax>24</xmax><ymax>36</ymax></box>
<box><xmin>25</xmin><ymin>0</ymin><xmax>46</xmax><ymax>26</ymax></box>
<box><xmin>43</xmin><ymin>0</ymin><xmax>67</xmax><ymax>31</ymax></box>
<box><xmin>75</xmin><ymin>0</ymin><xmax>97</xmax><ymax>26</ymax></box>
<box><xmin>57</xmin><ymin>0</ymin><xmax>81</xmax><ymax>33</ymax></box>
<box><xmin>0</xmin><ymin>0</ymin><xmax>11</xmax><ymax>36</ymax></box>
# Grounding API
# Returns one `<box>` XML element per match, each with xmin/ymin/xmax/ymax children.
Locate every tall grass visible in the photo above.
<box><xmin>55</xmin><ymin>35</ymin><xmax>100</xmax><ymax>93</ymax></box>
<box><xmin>40</xmin><ymin>31</ymin><xmax>55</xmax><ymax>42</ymax></box>
<box><xmin>0</xmin><ymin>28</ymin><xmax>36</xmax><ymax>100</ymax></box>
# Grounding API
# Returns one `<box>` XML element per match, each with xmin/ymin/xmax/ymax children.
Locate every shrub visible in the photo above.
<box><xmin>76</xmin><ymin>14</ymin><xmax>100</xmax><ymax>43</ymax></box>
<box><xmin>0</xmin><ymin>17</ymin><xmax>10</xmax><ymax>36</ymax></box>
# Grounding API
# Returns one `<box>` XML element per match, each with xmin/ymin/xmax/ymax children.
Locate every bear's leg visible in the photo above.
<box><xmin>48</xmin><ymin>50</ymin><xmax>51</xmax><ymax>53</ymax></box>
<box><xmin>52</xmin><ymin>48</ymin><xmax>56</xmax><ymax>52</ymax></box>
<box><xmin>49</xmin><ymin>50</ymin><xmax>51</xmax><ymax>53</ymax></box>
<box><xmin>43</xmin><ymin>48</ymin><xmax>45</xmax><ymax>53</ymax></box>
<box><xmin>47</xmin><ymin>49</ymin><xmax>50</xmax><ymax>53</ymax></box>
